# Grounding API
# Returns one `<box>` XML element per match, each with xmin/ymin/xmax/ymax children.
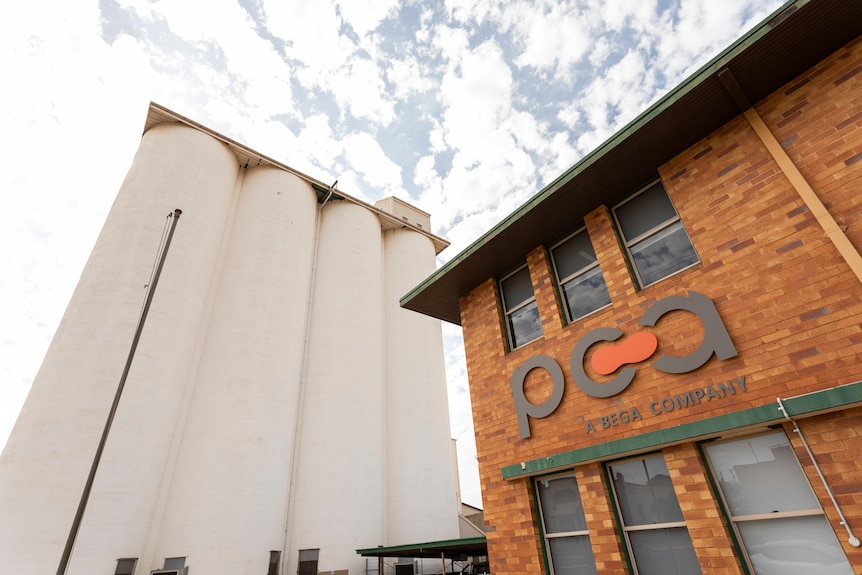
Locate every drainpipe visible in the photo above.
<box><xmin>280</xmin><ymin>182</ymin><xmax>336</xmax><ymax>575</ymax></box>
<box><xmin>776</xmin><ymin>397</ymin><xmax>860</xmax><ymax>547</ymax></box>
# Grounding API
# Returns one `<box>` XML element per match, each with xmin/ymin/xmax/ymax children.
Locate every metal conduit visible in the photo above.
<box><xmin>57</xmin><ymin>209</ymin><xmax>183</xmax><ymax>574</ymax></box>
<box><xmin>776</xmin><ymin>397</ymin><xmax>861</xmax><ymax>547</ymax></box>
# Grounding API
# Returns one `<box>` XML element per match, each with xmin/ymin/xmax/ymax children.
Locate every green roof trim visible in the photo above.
<box><xmin>399</xmin><ymin>0</ymin><xmax>797</xmax><ymax>315</ymax></box>
<box><xmin>501</xmin><ymin>380</ymin><xmax>862</xmax><ymax>480</ymax></box>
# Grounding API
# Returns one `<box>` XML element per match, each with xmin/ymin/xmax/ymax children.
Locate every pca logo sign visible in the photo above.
<box><xmin>511</xmin><ymin>291</ymin><xmax>737</xmax><ymax>439</ymax></box>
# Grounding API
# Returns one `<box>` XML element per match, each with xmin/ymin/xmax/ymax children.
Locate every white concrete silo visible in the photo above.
<box><xmin>287</xmin><ymin>200</ymin><xmax>386</xmax><ymax>575</ymax></box>
<box><xmin>0</xmin><ymin>102</ymin><xmax>462</xmax><ymax>575</ymax></box>
<box><xmin>382</xmin><ymin>223</ymin><xmax>461</xmax><ymax>545</ymax></box>
<box><xmin>152</xmin><ymin>166</ymin><xmax>318</xmax><ymax>574</ymax></box>
<box><xmin>0</xmin><ymin>123</ymin><xmax>240</xmax><ymax>574</ymax></box>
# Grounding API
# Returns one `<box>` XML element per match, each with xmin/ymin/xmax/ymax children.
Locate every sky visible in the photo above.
<box><xmin>0</xmin><ymin>0</ymin><xmax>785</xmax><ymax>508</ymax></box>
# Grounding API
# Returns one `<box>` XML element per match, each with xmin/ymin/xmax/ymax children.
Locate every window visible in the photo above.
<box><xmin>608</xmin><ymin>454</ymin><xmax>702</xmax><ymax>575</ymax></box>
<box><xmin>535</xmin><ymin>473</ymin><xmax>598</xmax><ymax>575</ymax></box>
<box><xmin>703</xmin><ymin>432</ymin><xmax>853</xmax><ymax>575</ymax></box>
<box><xmin>614</xmin><ymin>181</ymin><xmax>698</xmax><ymax>287</ymax></box>
<box><xmin>153</xmin><ymin>557</ymin><xmax>186</xmax><ymax>575</ymax></box>
<box><xmin>115</xmin><ymin>558</ymin><xmax>137</xmax><ymax>575</ymax></box>
<box><xmin>551</xmin><ymin>229</ymin><xmax>611</xmax><ymax>322</ymax></box>
<box><xmin>297</xmin><ymin>549</ymin><xmax>319</xmax><ymax>575</ymax></box>
<box><xmin>500</xmin><ymin>265</ymin><xmax>542</xmax><ymax>349</ymax></box>
<box><xmin>268</xmin><ymin>551</ymin><xmax>281</xmax><ymax>575</ymax></box>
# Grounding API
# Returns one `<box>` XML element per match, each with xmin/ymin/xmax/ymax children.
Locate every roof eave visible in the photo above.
<box><xmin>402</xmin><ymin>0</ymin><xmax>862</xmax><ymax>325</ymax></box>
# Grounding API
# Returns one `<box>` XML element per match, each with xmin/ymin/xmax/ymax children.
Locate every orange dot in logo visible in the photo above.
<box><xmin>591</xmin><ymin>331</ymin><xmax>658</xmax><ymax>375</ymax></box>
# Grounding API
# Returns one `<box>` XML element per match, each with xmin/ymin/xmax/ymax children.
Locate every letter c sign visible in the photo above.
<box><xmin>510</xmin><ymin>291</ymin><xmax>737</xmax><ymax>438</ymax></box>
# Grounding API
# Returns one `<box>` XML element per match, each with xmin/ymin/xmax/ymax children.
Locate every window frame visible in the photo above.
<box><xmin>534</xmin><ymin>472</ymin><xmax>598</xmax><ymax>575</ymax></box>
<box><xmin>613</xmin><ymin>180</ymin><xmax>699</xmax><ymax>288</ymax></box>
<box><xmin>268</xmin><ymin>550</ymin><xmax>281</xmax><ymax>575</ymax></box>
<box><xmin>115</xmin><ymin>558</ymin><xmax>137</xmax><ymax>575</ymax></box>
<box><xmin>701</xmin><ymin>430</ymin><xmax>854</xmax><ymax>575</ymax></box>
<box><xmin>550</xmin><ymin>227</ymin><xmax>612</xmax><ymax>323</ymax></box>
<box><xmin>606</xmin><ymin>453</ymin><xmax>702</xmax><ymax>575</ymax></box>
<box><xmin>297</xmin><ymin>548</ymin><xmax>320</xmax><ymax>575</ymax></box>
<box><xmin>499</xmin><ymin>264</ymin><xmax>543</xmax><ymax>350</ymax></box>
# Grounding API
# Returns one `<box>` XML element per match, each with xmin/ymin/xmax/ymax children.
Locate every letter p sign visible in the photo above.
<box><xmin>510</xmin><ymin>355</ymin><xmax>565</xmax><ymax>439</ymax></box>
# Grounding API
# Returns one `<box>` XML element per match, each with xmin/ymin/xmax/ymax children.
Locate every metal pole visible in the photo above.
<box><xmin>57</xmin><ymin>209</ymin><xmax>182</xmax><ymax>574</ymax></box>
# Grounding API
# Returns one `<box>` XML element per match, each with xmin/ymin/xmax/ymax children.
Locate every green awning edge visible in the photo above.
<box><xmin>357</xmin><ymin>536</ymin><xmax>487</xmax><ymax>557</ymax></box>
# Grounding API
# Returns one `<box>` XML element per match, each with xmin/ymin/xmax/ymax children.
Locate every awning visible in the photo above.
<box><xmin>356</xmin><ymin>536</ymin><xmax>487</xmax><ymax>560</ymax></box>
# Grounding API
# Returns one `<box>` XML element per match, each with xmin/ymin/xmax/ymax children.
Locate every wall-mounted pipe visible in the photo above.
<box><xmin>776</xmin><ymin>397</ymin><xmax>861</xmax><ymax>547</ymax></box>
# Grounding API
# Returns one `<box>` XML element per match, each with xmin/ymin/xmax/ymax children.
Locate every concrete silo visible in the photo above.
<box><xmin>0</xmin><ymin>103</ymin><xmax>462</xmax><ymax>575</ymax></box>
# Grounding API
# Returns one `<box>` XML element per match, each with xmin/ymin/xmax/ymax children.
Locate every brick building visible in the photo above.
<box><xmin>403</xmin><ymin>1</ymin><xmax>862</xmax><ymax>574</ymax></box>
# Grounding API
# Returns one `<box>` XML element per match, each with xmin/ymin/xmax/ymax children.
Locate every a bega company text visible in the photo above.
<box><xmin>510</xmin><ymin>291</ymin><xmax>746</xmax><ymax>438</ymax></box>
<box><xmin>584</xmin><ymin>375</ymin><xmax>747</xmax><ymax>434</ymax></box>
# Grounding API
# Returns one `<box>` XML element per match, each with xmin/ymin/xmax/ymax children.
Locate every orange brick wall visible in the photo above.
<box><xmin>461</xmin><ymin>38</ymin><xmax>862</xmax><ymax>574</ymax></box>
<box><xmin>577</xmin><ymin>463</ymin><xmax>627</xmax><ymax>573</ymax></box>
<box><xmin>663</xmin><ymin>444</ymin><xmax>743</xmax><ymax>574</ymax></box>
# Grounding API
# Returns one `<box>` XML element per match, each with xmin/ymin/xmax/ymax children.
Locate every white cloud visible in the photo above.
<box><xmin>342</xmin><ymin>132</ymin><xmax>404</xmax><ymax>195</ymax></box>
<box><xmin>262</xmin><ymin>0</ymin><xmax>348</xmax><ymax>72</ymax></box>
<box><xmin>299</xmin><ymin>115</ymin><xmax>341</xmax><ymax>165</ymax></box>
<box><xmin>437</xmin><ymin>39</ymin><xmax>513</xmax><ymax>149</ymax></box>
<box><xmin>509</xmin><ymin>1</ymin><xmax>593</xmax><ymax>76</ymax></box>
<box><xmin>386</xmin><ymin>54</ymin><xmax>435</xmax><ymax>100</ymax></box>
<box><xmin>329</xmin><ymin>56</ymin><xmax>397</xmax><ymax>124</ymax></box>
<box><xmin>339</xmin><ymin>0</ymin><xmax>400</xmax><ymax>37</ymax></box>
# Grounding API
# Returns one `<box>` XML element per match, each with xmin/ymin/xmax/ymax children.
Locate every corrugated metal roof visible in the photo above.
<box><xmin>401</xmin><ymin>0</ymin><xmax>862</xmax><ymax>325</ymax></box>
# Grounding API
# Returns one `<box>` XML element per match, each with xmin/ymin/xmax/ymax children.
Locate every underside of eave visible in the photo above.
<box><xmin>401</xmin><ymin>0</ymin><xmax>862</xmax><ymax>325</ymax></box>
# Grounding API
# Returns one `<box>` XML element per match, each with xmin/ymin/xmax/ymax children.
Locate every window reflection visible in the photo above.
<box><xmin>561</xmin><ymin>266</ymin><xmax>611</xmax><ymax>320</ymax></box>
<box><xmin>509</xmin><ymin>302</ymin><xmax>542</xmax><ymax>348</ymax></box>
<box><xmin>551</xmin><ymin>229</ymin><xmax>611</xmax><ymax>322</ymax></box>
<box><xmin>704</xmin><ymin>432</ymin><xmax>854</xmax><ymax>575</ymax></box>
<box><xmin>536</xmin><ymin>475</ymin><xmax>598</xmax><ymax>575</ymax></box>
<box><xmin>500</xmin><ymin>265</ymin><xmax>543</xmax><ymax>349</ymax></box>
<box><xmin>614</xmin><ymin>181</ymin><xmax>699</xmax><ymax>287</ymax></box>
<box><xmin>630</xmin><ymin>223</ymin><xmax>698</xmax><ymax>287</ymax></box>
<box><xmin>608</xmin><ymin>455</ymin><xmax>702</xmax><ymax>575</ymax></box>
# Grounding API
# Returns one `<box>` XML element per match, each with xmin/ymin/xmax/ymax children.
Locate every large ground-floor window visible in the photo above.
<box><xmin>703</xmin><ymin>431</ymin><xmax>853</xmax><ymax>575</ymax></box>
<box><xmin>535</xmin><ymin>473</ymin><xmax>597</xmax><ymax>575</ymax></box>
<box><xmin>607</xmin><ymin>454</ymin><xmax>702</xmax><ymax>575</ymax></box>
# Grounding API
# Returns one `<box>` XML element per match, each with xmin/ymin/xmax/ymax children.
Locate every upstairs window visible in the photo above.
<box><xmin>614</xmin><ymin>181</ymin><xmax>698</xmax><ymax>287</ymax></box>
<box><xmin>500</xmin><ymin>265</ymin><xmax>542</xmax><ymax>349</ymax></box>
<box><xmin>551</xmin><ymin>229</ymin><xmax>611</xmax><ymax>322</ymax></box>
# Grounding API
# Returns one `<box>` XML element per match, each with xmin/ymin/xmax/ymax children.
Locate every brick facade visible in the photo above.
<box><xmin>460</xmin><ymin>37</ymin><xmax>862</xmax><ymax>574</ymax></box>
